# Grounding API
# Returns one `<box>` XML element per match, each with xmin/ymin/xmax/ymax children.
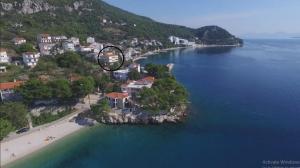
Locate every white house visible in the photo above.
<box><xmin>86</xmin><ymin>37</ymin><xmax>95</xmax><ymax>44</ymax></box>
<box><xmin>22</xmin><ymin>52</ymin><xmax>40</xmax><ymax>68</ymax></box>
<box><xmin>80</xmin><ymin>45</ymin><xmax>92</xmax><ymax>52</ymax></box>
<box><xmin>113</xmin><ymin>69</ymin><xmax>129</xmax><ymax>80</ymax></box>
<box><xmin>121</xmin><ymin>77</ymin><xmax>155</xmax><ymax>98</ymax></box>
<box><xmin>130</xmin><ymin>38</ymin><xmax>139</xmax><ymax>46</ymax></box>
<box><xmin>100</xmin><ymin>51</ymin><xmax>119</xmax><ymax>64</ymax></box>
<box><xmin>129</xmin><ymin>63</ymin><xmax>141</xmax><ymax>73</ymax></box>
<box><xmin>69</xmin><ymin>37</ymin><xmax>80</xmax><ymax>46</ymax></box>
<box><xmin>39</xmin><ymin>43</ymin><xmax>55</xmax><ymax>56</ymax></box>
<box><xmin>105</xmin><ymin>92</ymin><xmax>129</xmax><ymax>109</ymax></box>
<box><xmin>52</xmin><ymin>36</ymin><xmax>67</xmax><ymax>43</ymax></box>
<box><xmin>169</xmin><ymin>36</ymin><xmax>183</xmax><ymax>45</ymax></box>
<box><xmin>125</xmin><ymin>48</ymin><xmax>133</xmax><ymax>60</ymax></box>
<box><xmin>37</xmin><ymin>34</ymin><xmax>52</xmax><ymax>43</ymax></box>
<box><xmin>0</xmin><ymin>66</ymin><xmax>6</xmax><ymax>73</ymax></box>
<box><xmin>89</xmin><ymin>42</ymin><xmax>104</xmax><ymax>53</ymax></box>
<box><xmin>0</xmin><ymin>48</ymin><xmax>10</xmax><ymax>63</ymax></box>
<box><xmin>12</xmin><ymin>37</ymin><xmax>26</xmax><ymax>45</ymax></box>
<box><xmin>169</xmin><ymin>36</ymin><xmax>175</xmax><ymax>43</ymax></box>
<box><xmin>62</xmin><ymin>41</ymin><xmax>75</xmax><ymax>51</ymax></box>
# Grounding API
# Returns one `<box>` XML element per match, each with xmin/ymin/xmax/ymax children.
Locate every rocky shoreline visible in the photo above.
<box><xmin>99</xmin><ymin>106</ymin><xmax>188</xmax><ymax>124</ymax></box>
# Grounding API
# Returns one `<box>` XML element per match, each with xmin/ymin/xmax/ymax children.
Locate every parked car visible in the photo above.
<box><xmin>16</xmin><ymin>127</ymin><xmax>29</xmax><ymax>134</ymax></box>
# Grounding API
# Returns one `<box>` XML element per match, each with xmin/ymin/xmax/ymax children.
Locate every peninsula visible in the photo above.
<box><xmin>0</xmin><ymin>0</ymin><xmax>243</xmax><ymax>166</ymax></box>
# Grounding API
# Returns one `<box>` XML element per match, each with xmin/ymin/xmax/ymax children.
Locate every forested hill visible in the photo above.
<box><xmin>0</xmin><ymin>0</ymin><xmax>242</xmax><ymax>46</ymax></box>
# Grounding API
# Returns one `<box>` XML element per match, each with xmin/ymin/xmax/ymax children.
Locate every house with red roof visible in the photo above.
<box><xmin>105</xmin><ymin>92</ymin><xmax>130</xmax><ymax>109</ymax></box>
<box><xmin>0</xmin><ymin>80</ymin><xmax>24</xmax><ymax>101</ymax></box>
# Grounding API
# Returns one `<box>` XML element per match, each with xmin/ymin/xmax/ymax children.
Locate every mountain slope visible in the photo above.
<box><xmin>0</xmin><ymin>0</ymin><xmax>242</xmax><ymax>46</ymax></box>
<box><xmin>194</xmin><ymin>26</ymin><xmax>243</xmax><ymax>45</ymax></box>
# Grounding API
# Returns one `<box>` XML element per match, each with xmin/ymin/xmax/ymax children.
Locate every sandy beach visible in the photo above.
<box><xmin>0</xmin><ymin>114</ymin><xmax>85</xmax><ymax>167</ymax></box>
<box><xmin>0</xmin><ymin>94</ymin><xmax>101</xmax><ymax>167</ymax></box>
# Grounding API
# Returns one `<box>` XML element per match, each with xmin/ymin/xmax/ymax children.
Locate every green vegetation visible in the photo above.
<box><xmin>48</xmin><ymin>79</ymin><xmax>72</xmax><ymax>99</ymax></box>
<box><xmin>0</xmin><ymin>64</ymin><xmax>25</xmax><ymax>82</ymax></box>
<box><xmin>16</xmin><ymin>43</ymin><xmax>37</xmax><ymax>53</ymax></box>
<box><xmin>138</xmin><ymin>77</ymin><xmax>188</xmax><ymax>113</ymax></box>
<box><xmin>31</xmin><ymin>109</ymin><xmax>72</xmax><ymax>127</ymax></box>
<box><xmin>54</xmin><ymin>52</ymin><xmax>101</xmax><ymax>77</ymax></box>
<box><xmin>91</xmin><ymin>99</ymin><xmax>111</xmax><ymax>119</ymax></box>
<box><xmin>0</xmin><ymin>102</ymin><xmax>29</xmax><ymax>139</ymax></box>
<box><xmin>138</xmin><ymin>64</ymin><xmax>188</xmax><ymax>113</ymax></box>
<box><xmin>145</xmin><ymin>63</ymin><xmax>170</xmax><ymax>78</ymax></box>
<box><xmin>33</xmin><ymin>57</ymin><xmax>58</xmax><ymax>72</ymax></box>
<box><xmin>128</xmin><ymin>69</ymin><xmax>141</xmax><ymax>80</ymax></box>
<box><xmin>194</xmin><ymin>26</ymin><xmax>243</xmax><ymax>45</ymax></box>
<box><xmin>18</xmin><ymin>79</ymin><xmax>53</xmax><ymax>103</ymax></box>
<box><xmin>0</xmin><ymin>118</ymin><xmax>14</xmax><ymax>140</ymax></box>
<box><xmin>94</xmin><ymin>74</ymin><xmax>111</xmax><ymax>93</ymax></box>
<box><xmin>56</xmin><ymin>52</ymin><xmax>82</xmax><ymax>68</ymax></box>
<box><xmin>18</xmin><ymin>76</ymin><xmax>95</xmax><ymax>104</ymax></box>
<box><xmin>72</xmin><ymin>77</ymin><xmax>95</xmax><ymax>97</ymax></box>
<box><xmin>0</xmin><ymin>0</ymin><xmax>241</xmax><ymax>47</ymax></box>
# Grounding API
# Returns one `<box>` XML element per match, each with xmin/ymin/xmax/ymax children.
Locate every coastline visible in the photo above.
<box><xmin>0</xmin><ymin>93</ymin><xmax>102</xmax><ymax>167</ymax></box>
<box><xmin>0</xmin><ymin>113</ymin><xmax>86</xmax><ymax>167</ymax></box>
<box><xmin>0</xmin><ymin>43</ymin><xmax>239</xmax><ymax>167</ymax></box>
<box><xmin>133</xmin><ymin>44</ymin><xmax>241</xmax><ymax>62</ymax></box>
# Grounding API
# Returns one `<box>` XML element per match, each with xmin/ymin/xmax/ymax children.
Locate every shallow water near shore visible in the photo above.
<box><xmin>7</xmin><ymin>39</ymin><xmax>300</xmax><ymax>168</ymax></box>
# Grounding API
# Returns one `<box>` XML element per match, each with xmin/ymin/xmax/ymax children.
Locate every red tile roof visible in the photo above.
<box><xmin>106</xmin><ymin>92</ymin><xmax>128</xmax><ymax>99</ymax></box>
<box><xmin>0</xmin><ymin>81</ymin><xmax>24</xmax><ymax>90</ymax></box>
<box><xmin>141</xmin><ymin>76</ymin><xmax>155</xmax><ymax>83</ymax></box>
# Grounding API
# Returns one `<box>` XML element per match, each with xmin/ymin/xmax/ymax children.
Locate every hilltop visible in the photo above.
<box><xmin>0</xmin><ymin>0</ymin><xmax>242</xmax><ymax>46</ymax></box>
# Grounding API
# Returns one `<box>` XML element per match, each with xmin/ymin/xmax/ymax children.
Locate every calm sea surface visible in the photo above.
<box><xmin>8</xmin><ymin>39</ymin><xmax>300</xmax><ymax>168</ymax></box>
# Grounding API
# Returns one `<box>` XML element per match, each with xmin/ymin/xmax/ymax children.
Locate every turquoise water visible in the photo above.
<box><xmin>8</xmin><ymin>39</ymin><xmax>300</xmax><ymax>168</ymax></box>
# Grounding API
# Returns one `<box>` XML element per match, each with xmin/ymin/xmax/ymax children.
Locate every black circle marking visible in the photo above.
<box><xmin>97</xmin><ymin>46</ymin><xmax>125</xmax><ymax>71</ymax></box>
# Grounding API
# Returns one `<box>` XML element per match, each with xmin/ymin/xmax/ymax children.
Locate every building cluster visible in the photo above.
<box><xmin>101</xmin><ymin>18</ymin><xmax>137</xmax><ymax>28</ymax></box>
<box><xmin>0</xmin><ymin>34</ymin><xmax>107</xmax><ymax>69</ymax></box>
<box><xmin>1</xmin><ymin>33</ymin><xmax>166</xmax><ymax>72</ymax></box>
<box><xmin>1</xmin><ymin>33</ymin><xmax>161</xmax><ymax>108</ymax></box>
<box><xmin>98</xmin><ymin>51</ymin><xmax>120</xmax><ymax>65</ymax></box>
<box><xmin>105</xmin><ymin>76</ymin><xmax>155</xmax><ymax>110</ymax></box>
<box><xmin>37</xmin><ymin>34</ymin><xmax>104</xmax><ymax>59</ymax></box>
<box><xmin>169</xmin><ymin>36</ymin><xmax>196</xmax><ymax>46</ymax></box>
<box><xmin>100</xmin><ymin>55</ymin><xmax>156</xmax><ymax>110</ymax></box>
<box><xmin>120</xmin><ymin>38</ymin><xmax>163</xmax><ymax>60</ymax></box>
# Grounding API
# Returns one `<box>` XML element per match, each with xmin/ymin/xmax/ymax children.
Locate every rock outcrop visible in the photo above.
<box><xmin>99</xmin><ymin>107</ymin><xmax>187</xmax><ymax>125</ymax></box>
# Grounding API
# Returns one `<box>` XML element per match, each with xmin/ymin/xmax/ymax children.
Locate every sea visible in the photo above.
<box><xmin>7</xmin><ymin>39</ymin><xmax>300</xmax><ymax>168</ymax></box>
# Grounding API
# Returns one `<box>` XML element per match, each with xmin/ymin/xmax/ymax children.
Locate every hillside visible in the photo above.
<box><xmin>0</xmin><ymin>0</ymin><xmax>242</xmax><ymax>46</ymax></box>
